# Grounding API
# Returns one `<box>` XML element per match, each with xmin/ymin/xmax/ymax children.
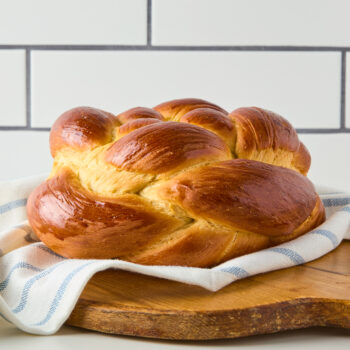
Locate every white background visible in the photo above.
<box><xmin>0</xmin><ymin>0</ymin><xmax>349</xmax><ymax>346</ymax></box>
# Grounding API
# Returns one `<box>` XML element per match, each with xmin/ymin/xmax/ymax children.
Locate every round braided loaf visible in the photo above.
<box><xmin>27</xmin><ymin>98</ymin><xmax>325</xmax><ymax>267</ymax></box>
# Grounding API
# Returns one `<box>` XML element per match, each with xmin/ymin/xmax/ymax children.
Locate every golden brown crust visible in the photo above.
<box><xmin>229</xmin><ymin>107</ymin><xmax>311</xmax><ymax>174</ymax></box>
<box><xmin>116</xmin><ymin>118</ymin><xmax>163</xmax><ymax>139</ymax></box>
<box><xmin>154</xmin><ymin>98</ymin><xmax>228</xmax><ymax>122</ymax></box>
<box><xmin>124</xmin><ymin>222</ymin><xmax>235</xmax><ymax>267</ymax></box>
<box><xmin>27</xmin><ymin>168</ymin><xmax>186</xmax><ymax>259</ymax></box>
<box><xmin>292</xmin><ymin>142</ymin><xmax>312</xmax><ymax>176</ymax></box>
<box><xmin>105</xmin><ymin>122</ymin><xmax>231</xmax><ymax>174</ymax></box>
<box><xmin>50</xmin><ymin>106</ymin><xmax>118</xmax><ymax>157</ymax></box>
<box><xmin>117</xmin><ymin>107</ymin><xmax>164</xmax><ymax>124</ymax></box>
<box><xmin>27</xmin><ymin>99</ymin><xmax>324</xmax><ymax>267</ymax></box>
<box><xmin>180</xmin><ymin>108</ymin><xmax>236</xmax><ymax>150</ymax></box>
<box><xmin>230</xmin><ymin>107</ymin><xmax>299</xmax><ymax>152</ymax></box>
<box><xmin>143</xmin><ymin>159</ymin><xmax>319</xmax><ymax>237</ymax></box>
<box><xmin>270</xmin><ymin>196</ymin><xmax>325</xmax><ymax>245</ymax></box>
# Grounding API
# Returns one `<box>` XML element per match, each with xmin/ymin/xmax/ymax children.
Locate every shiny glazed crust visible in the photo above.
<box><xmin>27</xmin><ymin>99</ymin><xmax>325</xmax><ymax>267</ymax></box>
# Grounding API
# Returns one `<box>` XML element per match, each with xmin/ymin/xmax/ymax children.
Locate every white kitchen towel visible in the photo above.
<box><xmin>0</xmin><ymin>175</ymin><xmax>349</xmax><ymax>335</ymax></box>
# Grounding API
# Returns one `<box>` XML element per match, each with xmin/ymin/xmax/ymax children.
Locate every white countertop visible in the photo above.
<box><xmin>1</xmin><ymin>318</ymin><xmax>349</xmax><ymax>349</ymax></box>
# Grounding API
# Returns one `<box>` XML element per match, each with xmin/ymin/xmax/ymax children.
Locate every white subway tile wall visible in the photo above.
<box><xmin>0</xmin><ymin>0</ymin><xmax>349</xmax><ymax>190</ymax></box>
<box><xmin>0</xmin><ymin>0</ymin><xmax>147</xmax><ymax>45</ymax></box>
<box><xmin>299</xmin><ymin>134</ymin><xmax>350</xmax><ymax>192</ymax></box>
<box><xmin>31</xmin><ymin>51</ymin><xmax>340</xmax><ymax>128</ymax></box>
<box><xmin>153</xmin><ymin>0</ymin><xmax>350</xmax><ymax>47</ymax></box>
<box><xmin>0</xmin><ymin>50</ymin><xmax>26</xmax><ymax>126</ymax></box>
<box><xmin>0</xmin><ymin>132</ymin><xmax>51</xmax><ymax>181</ymax></box>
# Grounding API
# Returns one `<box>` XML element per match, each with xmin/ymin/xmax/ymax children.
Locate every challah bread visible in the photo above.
<box><xmin>27</xmin><ymin>98</ymin><xmax>325</xmax><ymax>267</ymax></box>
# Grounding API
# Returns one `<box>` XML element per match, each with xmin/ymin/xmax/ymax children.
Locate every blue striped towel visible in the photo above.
<box><xmin>0</xmin><ymin>175</ymin><xmax>349</xmax><ymax>335</ymax></box>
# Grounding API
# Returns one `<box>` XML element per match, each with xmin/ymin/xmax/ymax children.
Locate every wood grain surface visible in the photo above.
<box><xmin>66</xmin><ymin>241</ymin><xmax>350</xmax><ymax>340</ymax></box>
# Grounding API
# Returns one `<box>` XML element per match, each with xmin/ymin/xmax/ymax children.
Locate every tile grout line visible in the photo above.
<box><xmin>296</xmin><ymin>128</ymin><xmax>350</xmax><ymax>134</ymax></box>
<box><xmin>25</xmin><ymin>48</ymin><xmax>31</xmax><ymax>128</ymax></box>
<box><xmin>340</xmin><ymin>51</ymin><xmax>347</xmax><ymax>128</ymax></box>
<box><xmin>147</xmin><ymin>0</ymin><xmax>152</xmax><ymax>47</ymax></box>
<box><xmin>1</xmin><ymin>45</ymin><xmax>350</xmax><ymax>51</ymax></box>
<box><xmin>0</xmin><ymin>127</ymin><xmax>50</xmax><ymax>131</ymax></box>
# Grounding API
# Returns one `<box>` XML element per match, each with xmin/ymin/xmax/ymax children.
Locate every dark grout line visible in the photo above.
<box><xmin>147</xmin><ymin>0</ymin><xmax>152</xmax><ymax>47</ymax></box>
<box><xmin>146</xmin><ymin>45</ymin><xmax>350</xmax><ymax>52</ymax></box>
<box><xmin>31</xmin><ymin>127</ymin><xmax>51</xmax><ymax>131</ymax></box>
<box><xmin>340</xmin><ymin>51</ymin><xmax>347</xmax><ymax>128</ymax></box>
<box><xmin>0</xmin><ymin>45</ymin><xmax>149</xmax><ymax>51</ymax></box>
<box><xmin>296</xmin><ymin>128</ymin><xmax>350</xmax><ymax>134</ymax></box>
<box><xmin>25</xmin><ymin>49</ymin><xmax>31</xmax><ymax>128</ymax></box>
<box><xmin>1</xmin><ymin>45</ymin><xmax>350</xmax><ymax>52</ymax></box>
<box><xmin>0</xmin><ymin>127</ymin><xmax>50</xmax><ymax>131</ymax></box>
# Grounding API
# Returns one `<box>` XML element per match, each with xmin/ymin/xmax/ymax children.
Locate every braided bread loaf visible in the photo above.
<box><xmin>27</xmin><ymin>98</ymin><xmax>325</xmax><ymax>267</ymax></box>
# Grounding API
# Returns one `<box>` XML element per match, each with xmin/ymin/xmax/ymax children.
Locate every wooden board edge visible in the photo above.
<box><xmin>66</xmin><ymin>298</ymin><xmax>350</xmax><ymax>340</ymax></box>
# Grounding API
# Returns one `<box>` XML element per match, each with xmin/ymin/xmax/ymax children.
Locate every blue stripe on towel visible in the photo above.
<box><xmin>0</xmin><ymin>262</ymin><xmax>43</xmax><ymax>292</ymax></box>
<box><xmin>339</xmin><ymin>206</ymin><xmax>350</xmax><ymax>213</ymax></box>
<box><xmin>219</xmin><ymin>266</ymin><xmax>250</xmax><ymax>278</ymax></box>
<box><xmin>33</xmin><ymin>261</ymin><xmax>94</xmax><ymax>326</ymax></box>
<box><xmin>12</xmin><ymin>261</ymin><xmax>69</xmax><ymax>314</ymax></box>
<box><xmin>309</xmin><ymin>229</ymin><xmax>338</xmax><ymax>247</ymax></box>
<box><xmin>268</xmin><ymin>247</ymin><xmax>305</xmax><ymax>264</ymax></box>
<box><xmin>321</xmin><ymin>192</ymin><xmax>344</xmax><ymax>195</ymax></box>
<box><xmin>0</xmin><ymin>198</ymin><xmax>27</xmax><ymax>215</ymax></box>
<box><xmin>322</xmin><ymin>197</ymin><xmax>350</xmax><ymax>208</ymax></box>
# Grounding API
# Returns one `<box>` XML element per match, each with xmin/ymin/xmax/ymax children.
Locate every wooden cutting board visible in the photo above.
<box><xmin>66</xmin><ymin>241</ymin><xmax>350</xmax><ymax>340</ymax></box>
